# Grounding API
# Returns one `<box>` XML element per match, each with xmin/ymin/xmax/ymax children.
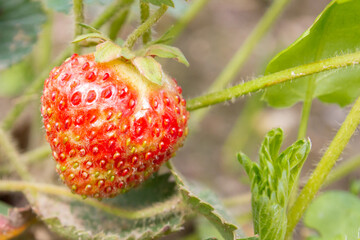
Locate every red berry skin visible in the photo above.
<box><xmin>41</xmin><ymin>54</ymin><xmax>189</xmax><ymax>198</ymax></box>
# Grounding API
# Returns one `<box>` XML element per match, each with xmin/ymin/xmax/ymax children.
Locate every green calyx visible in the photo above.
<box><xmin>72</xmin><ymin>27</ymin><xmax>189</xmax><ymax>86</ymax></box>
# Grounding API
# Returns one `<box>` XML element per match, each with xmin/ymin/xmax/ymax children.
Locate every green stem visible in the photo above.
<box><xmin>1</xmin><ymin>1</ymin><xmax>128</xmax><ymax>131</ymax></box>
<box><xmin>323</xmin><ymin>154</ymin><xmax>360</xmax><ymax>187</ymax></box>
<box><xmin>124</xmin><ymin>4</ymin><xmax>168</xmax><ymax>49</ymax></box>
<box><xmin>0</xmin><ymin>129</ymin><xmax>31</xmax><ymax>181</ymax></box>
<box><xmin>190</xmin><ymin>0</ymin><xmax>291</xmax><ymax>126</ymax></box>
<box><xmin>0</xmin><ymin>180</ymin><xmax>186</xmax><ymax>219</ymax></box>
<box><xmin>297</xmin><ymin>77</ymin><xmax>316</xmax><ymax>140</ymax></box>
<box><xmin>222</xmin><ymin>94</ymin><xmax>263</xmax><ymax>172</ymax></box>
<box><xmin>286</xmin><ymin>96</ymin><xmax>360</xmax><ymax>239</ymax></box>
<box><xmin>23</xmin><ymin>145</ymin><xmax>52</xmax><ymax>164</ymax></box>
<box><xmin>1</xmin><ymin>146</ymin><xmax>55</xmax><ymax>175</ymax></box>
<box><xmin>160</xmin><ymin>0</ymin><xmax>210</xmax><ymax>44</ymax></box>
<box><xmin>73</xmin><ymin>0</ymin><xmax>84</xmax><ymax>53</ymax></box>
<box><xmin>109</xmin><ymin>10</ymin><xmax>130</xmax><ymax>41</ymax></box>
<box><xmin>91</xmin><ymin>0</ymin><xmax>129</xmax><ymax>29</ymax></box>
<box><xmin>140</xmin><ymin>1</ymin><xmax>151</xmax><ymax>44</ymax></box>
<box><xmin>187</xmin><ymin>51</ymin><xmax>360</xmax><ymax>111</ymax></box>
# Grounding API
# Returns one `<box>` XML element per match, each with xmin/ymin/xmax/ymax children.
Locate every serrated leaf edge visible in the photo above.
<box><xmin>169</xmin><ymin>167</ymin><xmax>240</xmax><ymax>240</ymax></box>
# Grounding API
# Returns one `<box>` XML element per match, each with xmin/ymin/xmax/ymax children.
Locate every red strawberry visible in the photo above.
<box><xmin>41</xmin><ymin>53</ymin><xmax>189</xmax><ymax>198</ymax></box>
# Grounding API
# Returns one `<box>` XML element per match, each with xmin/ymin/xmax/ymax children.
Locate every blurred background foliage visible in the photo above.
<box><xmin>1</xmin><ymin>0</ymin><xmax>360</xmax><ymax>239</ymax></box>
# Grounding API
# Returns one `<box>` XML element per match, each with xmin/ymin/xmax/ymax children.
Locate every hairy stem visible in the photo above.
<box><xmin>73</xmin><ymin>0</ymin><xmax>84</xmax><ymax>53</ymax></box>
<box><xmin>286</xmin><ymin>96</ymin><xmax>360</xmax><ymax>238</ymax></box>
<box><xmin>0</xmin><ymin>181</ymin><xmax>186</xmax><ymax>219</ymax></box>
<box><xmin>23</xmin><ymin>145</ymin><xmax>52</xmax><ymax>164</ymax></box>
<box><xmin>190</xmin><ymin>0</ymin><xmax>291</xmax><ymax>126</ymax></box>
<box><xmin>124</xmin><ymin>5</ymin><xmax>168</xmax><ymax>49</ymax></box>
<box><xmin>187</xmin><ymin>51</ymin><xmax>360</xmax><ymax>111</ymax></box>
<box><xmin>297</xmin><ymin>77</ymin><xmax>316</xmax><ymax>140</ymax></box>
<box><xmin>0</xmin><ymin>129</ymin><xmax>31</xmax><ymax>181</ymax></box>
<box><xmin>140</xmin><ymin>1</ymin><xmax>151</xmax><ymax>44</ymax></box>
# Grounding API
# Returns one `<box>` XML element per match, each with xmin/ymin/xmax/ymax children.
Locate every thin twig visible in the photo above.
<box><xmin>0</xmin><ymin>129</ymin><xmax>31</xmax><ymax>180</ymax></box>
<box><xmin>73</xmin><ymin>0</ymin><xmax>84</xmax><ymax>53</ymax></box>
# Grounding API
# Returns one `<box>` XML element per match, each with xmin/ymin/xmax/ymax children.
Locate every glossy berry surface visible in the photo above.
<box><xmin>41</xmin><ymin>53</ymin><xmax>189</xmax><ymax>198</ymax></box>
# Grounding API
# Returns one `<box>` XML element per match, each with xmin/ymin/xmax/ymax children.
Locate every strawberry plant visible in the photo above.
<box><xmin>1</xmin><ymin>0</ymin><xmax>360</xmax><ymax>239</ymax></box>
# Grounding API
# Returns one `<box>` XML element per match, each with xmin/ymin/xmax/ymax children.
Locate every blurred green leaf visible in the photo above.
<box><xmin>0</xmin><ymin>59</ymin><xmax>34</xmax><ymax>97</ymax></box>
<box><xmin>78</xmin><ymin>23</ymin><xmax>102</xmax><ymax>34</ymax></box>
<box><xmin>169</xmin><ymin>165</ymin><xmax>244</xmax><ymax>240</ymax></box>
<box><xmin>32</xmin><ymin>174</ymin><xmax>186</xmax><ymax>240</ymax></box>
<box><xmin>0</xmin><ymin>201</ymin><xmax>11</xmax><ymax>216</ymax></box>
<box><xmin>0</xmin><ymin>0</ymin><xmax>47</xmax><ymax>70</ymax></box>
<box><xmin>45</xmin><ymin>0</ymin><xmax>72</xmax><ymax>13</ymax></box>
<box><xmin>304</xmin><ymin>191</ymin><xmax>360</xmax><ymax>240</ymax></box>
<box><xmin>141</xmin><ymin>0</ymin><xmax>174</xmax><ymax>7</ymax></box>
<box><xmin>72</xmin><ymin>33</ymin><xmax>109</xmax><ymax>43</ymax></box>
<box><xmin>350</xmin><ymin>180</ymin><xmax>360</xmax><ymax>195</ymax></box>
<box><xmin>237</xmin><ymin>238</ymin><xmax>258</xmax><ymax>240</ymax></box>
<box><xmin>263</xmin><ymin>0</ymin><xmax>360</xmax><ymax>108</ymax></box>
<box><xmin>85</xmin><ymin>0</ymin><xmax>113</xmax><ymax>5</ymax></box>
<box><xmin>238</xmin><ymin>128</ymin><xmax>311</xmax><ymax>240</ymax></box>
<box><xmin>45</xmin><ymin>0</ymin><xmax>111</xmax><ymax>14</ymax></box>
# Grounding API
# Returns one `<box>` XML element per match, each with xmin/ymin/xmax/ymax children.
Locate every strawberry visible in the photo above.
<box><xmin>41</xmin><ymin>53</ymin><xmax>189</xmax><ymax>198</ymax></box>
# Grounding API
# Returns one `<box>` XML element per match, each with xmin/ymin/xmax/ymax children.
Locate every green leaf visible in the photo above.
<box><xmin>31</xmin><ymin>174</ymin><xmax>186</xmax><ymax>240</ymax></box>
<box><xmin>169</xmin><ymin>165</ymin><xmax>244</xmax><ymax>240</ymax></box>
<box><xmin>72</xmin><ymin>33</ymin><xmax>109</xmax><ymax>43</ymax></box>
<box><xmin>238</xmin><ymin>128</ymin><xmax>311</xmax><ymax>240</ymax></box>
<box><xmin>132</xmin><ymin>56</ymin><xmax>163</xmax><ymax>85</ymax></box>
<box><xmin>263</xmin><ymin>0</ymin><xmax>360</xmax><ymax>108</ymax></box>
<box><xmin>78</xmin><ymin>23</ymin><xmax>102</xmax><ymax>34</ymax></box>
<box><xmin>151</xmin><ymin>25</ymin><xmax>176</xmax><ymax>45</ymax></box>
<box><xmin>144</xmin><ymin>44</ymin><xmax>189</xmax><ymax>66</ymax></box>
<box><xmin>253</xmin><ymin>193</ymin><xmax>287</xmax><ymax>240</ymax></box>
<box><xmin>0</xmin><ymin>201</ymin><xmax>11</xmax><ymax>216</ymax></box>
<box><xmin>304</xmin><ymin>191</ymin><xmax>360</xmax><ymax>240</ymax></box>
<box><xmin>196</xmin><ymin>217</ymin><xmax>225</xmax><ymax>240</ymax></box>
<box><xmin>237</xmin><ymin>238</ymin><xmax>258</xmax><ymax>240</ymax></box>
<box><xmin>94</xmin><ymin>41</ymin><xmax>135</xmax><ymax>62</ymax></box>
<box><xmin>45</xmin><ymin>0</ymin><xmax>111</xmax><ymax>14</ymax></box>
<box><xmin>0</xmin><ymin>0</ymin><xmax>47</xmax><ymax>70</ymax></box>
<box><xmin>85</xmin><ymin>0</ymin><xmax>113</xmax><ymax>4</ymax></box>
<box><xmin>45</xmin><ymin>0</ymin><xmax>72</xmax><ymax>14</ymax></box>
<box><xmin>0</xmin><ymin>59</ymin><xmax>34</xmax><ymax>97</ymax></box>
<box><xmin>141</xmin><ymin>0</ymin><xmax>175</xmax><ymax>7</ymax></box>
